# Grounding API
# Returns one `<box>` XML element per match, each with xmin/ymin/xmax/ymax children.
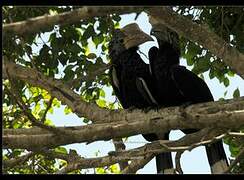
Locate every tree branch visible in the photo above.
<box><xmin>224</xmin><ymin>147</ymin><xmax>244</xmax><ymax>173</ymax></box>
<box><xmin>112</xmin><ymin>138</ymin><xmax>128</xmax><ymax>171</ymax></box>
<box><xmin>4</xmin><ymin>85</ymin><xmax>70</xmax><ymax>140</ymax></box>
<box><xmin>175</xmin><ymin>151</ymin><xmax>183</xmax><ymax>174</ymax></box>
<box><xmin>3</xmin><ymin>152</ymin><xmax>34</xmax><ymax>169</ymax></box>
<box><xmin>3</xmin><ymin>59</ymin><xmax>112</xmax><ymax>123</ymax></box>
<box><xmin>3</xmin><ymin>97</ymin><xmax>244</xmax><ymax>150</ymax></box>
<box><xmin>121</xmin><ymin>154</ymin><xmax>154</xmax><ymax>174</ymax></box>
<box><xmin>27</xmin><ymin>128</ymin><xmax>229</xmax><ymax>173</ymax></box>
<box><xmin>4</xmin><ymin>6</ymin><xmax>244</xmax><ymax>79</ymax></box>
<box><xmin>40</xmin><ymin>97</ymin><xmax>54</xmax><ymax>123</ymax></box>
<box><xmin>146</xmin><ymin>7</ymin><xmax>244</xmax><ymax>78</ymax></box>
<box><xmin>3</xmin><ymin>6</ymin><xmax>144</xmax><ymax>36</ymax></box>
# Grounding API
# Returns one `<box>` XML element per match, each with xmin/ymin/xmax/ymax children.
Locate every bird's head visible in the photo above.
<box><xmin>150</xmin><ymin>24</ymin><xmax>180</xmax><ymax>56</ymax></box>
<box><xmin>108</xmin><ymin>23</ymin><xmax>153</xmax><ymax>59</ymax></box>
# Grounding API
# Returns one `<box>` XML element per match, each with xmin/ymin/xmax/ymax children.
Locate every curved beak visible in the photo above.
<box><xmin>121</xmin><ymin>23</ymin><xmax>154</xmax><ymax>49</ymax></box>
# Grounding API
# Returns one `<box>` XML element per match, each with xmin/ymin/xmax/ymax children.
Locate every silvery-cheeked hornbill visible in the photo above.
<box><xmin>108</xmin><ymin>23</ymin><xmax>229</xmax><ymax>174</ymax></box>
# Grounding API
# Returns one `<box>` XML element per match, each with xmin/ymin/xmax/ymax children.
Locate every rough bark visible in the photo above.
<box><xmin>8</xmin><ymin>128</ymin><xmax>234</xmax><ymax>174</ymax></box>
<box><xmin>112</xmin><ymin>138</ymin><xmax>128</xmax><ymax>171</ymax></box>
<box><xmin>3</xmin><ymin>97</ymin><xmax>244</xmax><ymax>150</ymax></box>
<box><xmin>3</xmin><ymin>6</ymin><xmax>144</xmax><ymax>36</ymax></box>
<box><xmin>3</xmin><ymin>59</ymin><xmax>112</xmax><ymax>123</ymax></box>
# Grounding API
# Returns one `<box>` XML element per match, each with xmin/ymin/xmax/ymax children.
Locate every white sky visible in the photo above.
<box><xmin>30</xmin><ymin>11</ymin><xmax>244</xmax><ymax>174</ymax></box>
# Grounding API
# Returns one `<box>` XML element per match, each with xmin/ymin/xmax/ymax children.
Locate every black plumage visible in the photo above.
<box><xmin>148</xmin><ymin>25</ymin><xmax>229</xmax><ymax>173</ymax></box>
<box><xmin>108</xmin><ymin>23</ymin><xmax>228</xmax><ymax>174</ymax></box>
<box><xmin>108</xmin><ymin>27</ymin><xmax>156</xmax><ymax>110</ymax></box>
<box><xmin>109</xmin><ymin>24</ymin><xmax>174</xmax><ymax>174</ymax></box>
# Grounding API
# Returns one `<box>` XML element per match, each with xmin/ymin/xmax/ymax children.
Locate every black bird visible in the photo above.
<box><xmin>148</xmin><ymin>24</ymin><xmax>229</xmax><ymax>174</ymax></box>
<box><xmin>108</xmin><ymin>23</ymin><xmax>174</xmax><ymax>174</ymax></box>
<box><xmin>108</xmin><ymin>23</ymin><xmax>157</xmax><ymax>110</ymax></box>
<box><xmin>108</xmin><ymin>23</ymin><xmax>229</xmax><ymax>174</ymax></box>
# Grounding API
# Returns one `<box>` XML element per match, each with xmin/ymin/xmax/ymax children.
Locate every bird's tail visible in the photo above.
<box><xmin>156</xmin><ymin>152</ymin><xmax>174</xmax><ymax>174</ymax></box>
<box><xmin>205</xmin><ymin>140</ymin><xmax>229</xmax><ymax>174</ymax></box>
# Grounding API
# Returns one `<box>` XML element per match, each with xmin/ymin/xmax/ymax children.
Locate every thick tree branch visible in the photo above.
<box><xmin>146</xmin><ymin>7</ymin><xmax>244</xmax><ymax>78</ymax></box>
<box><xmin>3</xmin><ymin>59</ymin><xmax>112</xmax><ymax>123</ymax></box>
<box><xmin>3</xmin><ymin>97</ymin><xmax>244</xmax><ymax>150</ymax></box>
<box><xmin>29</xmin><ymin>128</ymin><xmax>229</xmax><ymax>173</ymax></box>
<box><xmin>4</xmin><ymin>6</ymin><xmax>244</xmax><ymax>78</ymax></box>
<box><xmin>3</xmin><ymin>6</ymin><xmax>144</xmax><ymax>36</ymax></box>
<box><xmin>4</xmin><ymin>60</ymin><xmax>244</xmax><ymax>132</ymax></box>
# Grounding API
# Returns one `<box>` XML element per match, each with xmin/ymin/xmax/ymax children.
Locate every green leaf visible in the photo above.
<box><xmin>83</xmin><ymin>118</ymin><xmax>90</xmax><ymax>123</ymax></box>
<box><xmin>102</xmin><ymin>44</ymin><xmax>107</xmax><ymax>52</ymax></box>
<box><xmin>82</xmin><ymin>25</ymin><xmax>95</xmax><ymax>40</ymax></box>
<box><xmin>63</xmin><ymin>69</ymin><xmax>75</xmax><ymax>81</ymax></box>
<box><xmin>64</xmin><ymin>106</ymin><xmax>72</xmax><ymax>115</ymax></box>
<box><xmin>227</xmin><ymin>70</ymin><xmax>235</xmax><ymax>77</ymax></box>
<box><xmin>96</xmin><ymin>167</ymin><xmax>106</xmax><ymax>174</ymax></box>
<box><xmin>99</xmin><ymin>89</ymin><xmax>105</xmax><ymax>98</ymax></box>
<box><xmin>52</xmin><ymin>98</ymin><xmax>61</xmax><ymax>108</ymax></box>
<box><xmin>70</xmin><ymin>43</ymin><xmax>82</xmax><ymax>54</ymax></box>
<box><xmin>192</xmin><ymin>57</ymin><xmax>210</xmax><ymax>74</ymax></box>
<box><xmin>98</xmin><ymin>18</ymin><xmax>108</xmax><ymax>33</ymax></box>
<box><xmin>92</xmin><ymin>34</ymin><xmax>104</xmax><ymax>48</ymax></box>
<box><xmin>87</xmin><ymin>53</ymin><xmax>97</xmax><ymax>59</ymax></box>
<box><xmin>59</xmin><ymin>52</ymin><xmax>69</xmax><ymax>66</ymax></box>
<box><xmin>13</xmin><ymin>120</ymin><xmax>21</xmax><ymax>129</ymax></box>
<box><xmin>229</xmin><ymin>145</ymin><xmax>240</xmax><ymax>157</ymax></box>
<box><xmin>114</xmin><ymin>22</ymin><xmax>120</xmax><ymax>28</ymax></box>
<box><xmin>24</xmin><ymin>45</ymin><xmax>32</xmax><ymax>55</ymax></box>
<box><xmin>96</xmin><ymin>99</ymin><xmax>106</xmax><ymax>108</ymax></box>
<box><xmin>44</xmin><ymin>119</ymin><xmax>54</xmax><ymax>126</ymax></box>
<box><xmin>33</xmin><ymin>103</ymin><xmax>41</xmax><ymax>116</ymax></box>
<box><xmin>184</xmin><ymin>54</ymin><xmax>194</xmax><ymax>66</ymax></box>
<box><xmin>112</xmin><ymin>14</ymin><xmax>121</xmax><ymax>22</ymax></box>
<box><xmin>109</xmin><ymin>164</ymin><xmax>120</xmax><ymax>173</ymax></box>
<box><xmin>224</xmin><ymin>90</ymin><xmax>227</xmax><ymax>97</ymax></box>
<box><xmin>233</xmin><ymin>88</ymin><xmax>240</xmax><ymax>98</ymax></box>
<box><xmin>209</xmin><ymin>68</ymin><xmax>215</xmax><ymax>79</ymax></box>
<box><xmin>223</xmin><ymin>77</ymin><xmax>230</xmax><ymax>87</ymax></box>
<box><xmin>55</xmin><ymin>147</ymin><xmax>68</xmax><ymax>154</ymax></box>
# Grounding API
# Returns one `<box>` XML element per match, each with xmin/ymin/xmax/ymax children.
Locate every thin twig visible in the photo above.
<box><xmin>3</xmin><ymin>152</ymin><xmax>34</xmax><ymax>169</ymax></box>
<box><xmin>40</xmin><ymin>97</ymin><xmax>54</xmax><ymax>123</ymax></box>
<box><xmin>224</xmin><ymin>147</ymin><xmax>244</xmax><ymax>173</ymax></box>
<box><xmin>227</xmin><ymin>132</ymin><xmax>244</xmax><ymax>136</ymax></box>
<box><xmin>175</xmin><ymin>151</ymin><xmax>183</xmax><ymax>174</ymax></box>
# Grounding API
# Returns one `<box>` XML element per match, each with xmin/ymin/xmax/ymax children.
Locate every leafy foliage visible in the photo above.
<box><xmin>2</xmin><ymin>6</ymin><xmax>244</xmax><ymax>174</ymax></box>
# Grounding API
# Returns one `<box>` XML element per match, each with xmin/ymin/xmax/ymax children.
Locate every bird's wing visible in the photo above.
<box><xmin>109</xmin><ymin>66</ymin><xmax>125</xmax><ymax>106</ymax></box>
<box><xmin>134</xmin><ymin>54</ymin><xmax>159</xmax><ymax>106</ymax></box>
<box><xmin>148</xmin><ymin>46</ymin><xmax>159</xmax><ymax>76</ymax></box>
<box><xmin>170</xmin><ymin>65</ymin><xmax>214</xmax><ymax>103</ymax></box>
<box><xmin>135</xmin><ymin>77</ymin><xmax>158</xmax><ymax>106</ymax></box>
